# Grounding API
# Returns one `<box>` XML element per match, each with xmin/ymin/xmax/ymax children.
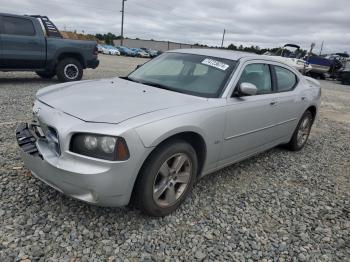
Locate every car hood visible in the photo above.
<box><xmin>36</xmin><ymin>78</ymin><xmax>204</xmax><ymax>124</ymax></box>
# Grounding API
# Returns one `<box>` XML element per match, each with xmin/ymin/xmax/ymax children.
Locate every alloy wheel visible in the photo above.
<box><xmin>153</xmin><ymin>153</ymin><xmax>192</xmax><ymax>207</ymax></box>
<box><xmin>297</xmin><ymin>115</ymin><xmax>312</xmax><ymax>147</ymax></box>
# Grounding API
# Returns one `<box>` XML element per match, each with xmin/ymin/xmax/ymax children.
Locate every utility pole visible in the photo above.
<box><xmin>319</xmin><ymin>41</ymin><xmax>324</xmax><ymax>56</ymax></box>
<box><xmin>120</xmin><ymin>0</ymin><xmax>127</xmax><ymax>46</ymax></box>
<box><xmin>221</xmin><ymin>29</ymin><xmax>226</xmax><ymax>48</ymax></box>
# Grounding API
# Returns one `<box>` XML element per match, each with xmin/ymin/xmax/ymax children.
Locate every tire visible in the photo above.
<box><xmin>56</xmin><ymin>58</ymin><xmax>83</xmax><ymax>82</ymax></box>
<box><xmin>134</xmin><ymin>140</ymin><xmax>198</xmax><ymax>217</ymax></box>
<box><xmin>36</xmin><ymin>70</ymin><xmax>56</xmax><ymax>79</ymax></box>
<box><xmin>286</xmin><ymin>110</ymin><xmax>314</xmax><ymax>151</ymax></box>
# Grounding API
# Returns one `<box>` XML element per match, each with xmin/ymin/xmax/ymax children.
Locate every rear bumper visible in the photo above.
<box><xmin>86</xmin><ymin>59</ymin><xmax>99</xmax><ymax>69</ymax></box>
<box><xmin>15</xmin><ymin>122</ymin><xmax>144</xmax><ymax>207</ymax></box>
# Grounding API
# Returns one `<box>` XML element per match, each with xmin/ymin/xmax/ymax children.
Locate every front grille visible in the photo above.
<box><xmin>16</xmin><ymin>123</ymin><xmax>40</xmax><ymax>157</ymax></box>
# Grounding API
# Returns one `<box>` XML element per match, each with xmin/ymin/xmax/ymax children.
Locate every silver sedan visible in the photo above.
<box><xmin>16</xmin><ymin>49</ymin><xmax>321</xmax><ymax>216</ymax></box>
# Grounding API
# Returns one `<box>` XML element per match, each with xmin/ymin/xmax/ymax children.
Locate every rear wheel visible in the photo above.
<box><xmin>36</xmin><ymin>70</ymin><xmax>56</xmax><ymax>79</ymax></box>
<box><xmin>286</xmin><ymin>110</ymin><xmax>314</xmax><ymax>151</ymax></box>
<box><xmin>56</xmin><ymin>58</ymin><xmax>83</xmax><ymax>82</ymax></box>
<box><xmin>134</xmin><ymin>140</ymin><xmax>198</xmax><ymax>217</ymax></box>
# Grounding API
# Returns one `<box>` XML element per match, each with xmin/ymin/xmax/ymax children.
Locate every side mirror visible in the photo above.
<box><xmin>239</xmin><ymin>82</ymin><xmax>257</xmax><ymax>96</ymax></box>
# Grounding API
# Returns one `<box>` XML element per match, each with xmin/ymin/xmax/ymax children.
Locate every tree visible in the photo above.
<box><xmin>94</xmin><ymin>33</ymin><xmax>122</xmax><ymax>45</ymax></box>
<box><xmin>227</xmin><ymin>44</ymin><xmax>237</xmax><ymax>50</ymax></box>
<box><xmin>95</xmin><ymin>33</ymin><xmax>104</xmax><ymax>40</ymax></box>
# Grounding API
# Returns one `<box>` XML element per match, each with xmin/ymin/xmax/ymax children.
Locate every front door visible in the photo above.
<box><xmin>0</xmin><ymin>15</ymin><xmax>45</xmax><ymax>69</ymax></box>
<box><xmin>219</xmin><ymin>62</ymin><xmax>281</xmax><ymax>166</ymax></box>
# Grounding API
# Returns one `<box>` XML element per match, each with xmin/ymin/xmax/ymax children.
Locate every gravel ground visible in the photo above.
<box><xmin>0</xmin><ymin>55</ymin><xmax>349</xmax><ymax>261</ymax></box>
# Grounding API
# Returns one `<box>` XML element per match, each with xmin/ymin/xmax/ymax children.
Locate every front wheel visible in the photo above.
<box><xmin>134</xmin><ymin>140</ymin><xmax>198</xmax><ymax>217</ymax></box>
<box><xmin>56</xmin><ymin>58</ymin><xmax>83</xmax><ymax>82</ymax></box>
<box><xmin>286</xmin><ymin>110</ymin><xmax>314</xmax><ymax>151</ymax></box>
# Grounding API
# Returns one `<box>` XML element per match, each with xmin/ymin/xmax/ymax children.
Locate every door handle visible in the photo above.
<box><xmin>301</xmin><ymin>97</ymin><xmax>306</xmax><ymax>101</ymax></box>
<box><xmin>270</xmin><ymin>101</ymin><xmax>278</xmax><ymax>106</ymax></box>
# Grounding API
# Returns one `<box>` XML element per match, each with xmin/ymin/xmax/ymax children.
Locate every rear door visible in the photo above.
<box><xmin>0</xmin><ymin>15</ymin><xmax>45</xmax><ymax>69</ymax></box>
<box><xmin>270</xmin><ymin>65</ymin><xmax>304</xmax><ymax>138</ymax></box>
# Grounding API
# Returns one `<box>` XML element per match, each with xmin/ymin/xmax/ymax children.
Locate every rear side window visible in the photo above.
<box><xmin>275</xmin><ymin>66</ymin><xmax>298</xmax><ymax>92</ymax></box>
<box><xmin>2</xmin><ymin>16</ymin><xmax>35</xmax><ymax>36</ymax></box>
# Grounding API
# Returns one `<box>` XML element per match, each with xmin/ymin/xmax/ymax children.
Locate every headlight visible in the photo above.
<box><xmin>84</xmin><ymin>136</ymin><xmax>98</xmax><ymax>150</ymax></box>
<box><xmin>100</xmin><ymin>136</ymin><xmax>116</xmax><ymax>153</ymax></box>
<box><xmin>70</xmin><ymin>133</ymin><xmax>129</xmax><ymax>161</ymax></box>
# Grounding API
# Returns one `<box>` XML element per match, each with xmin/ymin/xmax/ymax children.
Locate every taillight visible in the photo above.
<box><xmin>93</xmin><ymin>45</ymin><xmax>98</xmax><ymax>55</ymax></box>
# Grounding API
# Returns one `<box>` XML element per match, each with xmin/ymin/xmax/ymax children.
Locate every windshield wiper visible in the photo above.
<box><xmin>120</xmin><ymin>76</ymin><xmax>142</xmax><ymax>84</ymax></box>
<box><xmin>120</xmin><ymin>76</ymin><xmax>175</xmax><ymax>92</ymax></box>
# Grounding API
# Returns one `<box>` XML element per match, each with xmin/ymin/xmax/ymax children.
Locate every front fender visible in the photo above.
<box><xmin>136</xmin><ymin>123</ymin><xmax>206</xmax><ymax>148</ymax></box>
<box><xmin>134</xmin><ymin>109</ymin><xmax>226</xmax><ymax>173</ymax></box>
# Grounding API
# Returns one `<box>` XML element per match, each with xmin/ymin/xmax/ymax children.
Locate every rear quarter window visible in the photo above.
<box><xmin>2</xmin><ymin>16</ymin><xmax>35</xmax><ymax>36</ymax></box>
<box><xmin>275</xmin><ymin>66</ymin><xmax>298</xmax><ymax>92</ymax></box>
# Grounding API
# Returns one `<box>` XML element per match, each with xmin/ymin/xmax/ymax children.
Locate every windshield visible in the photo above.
<box><xmin>127</xmin><ymin>52</ymin><xmax>237</xmax><ymax>98</ymax></box>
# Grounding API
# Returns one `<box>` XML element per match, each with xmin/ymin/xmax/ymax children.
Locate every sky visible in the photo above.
<box><xmin>1</xmin><ymin>0</ymin><xmax>349</xmax><ymax>53</ymax></box>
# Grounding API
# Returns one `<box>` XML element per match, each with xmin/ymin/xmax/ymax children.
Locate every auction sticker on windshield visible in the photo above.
<box><xmin>201</xmin><ymin>58</ymin><xmax>230</xmax><ymax>71</ymax></box>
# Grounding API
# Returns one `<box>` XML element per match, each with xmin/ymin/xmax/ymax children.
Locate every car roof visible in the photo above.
<box><xmin>167</xmin><ymin>48</ymin><xmax>275</xmax><ymax>61</ymax></box>
<box><xmin>0</xmin><ymin>13</ymin><xmax>35</xmax><ymax>20</ymax></box>
<box><xmin>167</xmin><ymin>48</ymin><xmax>299</xmax><ymax>69</ymax></box>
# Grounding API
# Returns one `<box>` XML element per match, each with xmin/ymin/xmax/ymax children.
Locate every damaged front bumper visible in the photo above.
<box><xmin>15</xmin><ymin>119</ymin><xmax>147</xmax><ymax>207</ymax></box>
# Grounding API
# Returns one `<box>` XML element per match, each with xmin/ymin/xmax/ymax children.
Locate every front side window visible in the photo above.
<box><xmin>2</xmin><ymin>16</ymin><xmax>35</xmax><ymax>36</ymax></box>
<box><xmin>275</xmin><ymin>66</ymin><xmax>298</xmax><ymax>92</ymax></box>
<box><xmin>127</xmin><ymin>53</ymin><xmax>237</xmax><ymax>98</ymax></box>
<box><xmin>239</xmin><ymin>63</ymin><xmax>272</xmax><ymax>94</ymax></box>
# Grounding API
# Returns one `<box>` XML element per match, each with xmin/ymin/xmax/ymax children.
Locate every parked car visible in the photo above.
<box><xmin>0</xmin><ymin>13</ymin><xmax>99</xmax><ymax>82</ymax></box>
<box><xmin>16</xmin><ymin>49</ymin><xmax>321</xmax><ymax>216</ymax></box>
<box><xmin>131</xmin><ymin>48</ymin><xmax>150</xmax><ymax>58</ymax></box>
<box><xmin>101</xmin><ymin>45</ymin><xmax>109</xmax><ymax>54</ymax></box>
<box><xmin>97</xmin><ymin>44</ymin><xmax>104</xmax><ymax>53</ymax></box>
<box><xmin>127</xmin><ymin>47</ymin><xmax>138</xmax><ymax>57</ymax></box>
<box><xmin>102</xmin><ymin>45</ymin><xmax>120</xmax><ymax>56</ymax></box>
<box><xmin>141</xmin><ymin>47</ymin><xmax>159</xmax><ymax>58</ymax></box>
<box><xmin>116</xmin><ymin>46</ymin><xmax>135</xmax><ymax>56</ymax></box>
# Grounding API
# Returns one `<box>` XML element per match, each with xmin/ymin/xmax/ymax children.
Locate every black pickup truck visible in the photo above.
<box><xmin>0</xmin><ymin>13</ymin><xmax>99</xmax><ymax>82</ymax></box>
